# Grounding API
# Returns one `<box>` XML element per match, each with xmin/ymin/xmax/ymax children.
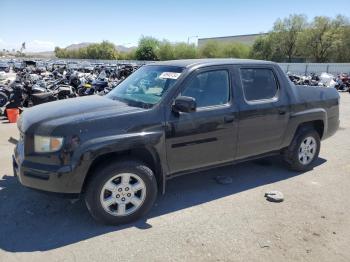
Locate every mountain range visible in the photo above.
<box><xmin>65</xmin><ymin>42</ymin><xmax>136</xmax><ymax>52</ymax></box>
<box><xmin>26</xmin><ymin>42</ymin><xmax>136</xmax><ymax>58</ymax></box>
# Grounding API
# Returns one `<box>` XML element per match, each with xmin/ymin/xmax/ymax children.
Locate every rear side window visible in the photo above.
<box><xmin>240</xmin><ymin>68</ymin><xmax>278</xmax><ymax>101</ymax></box>
<box><xmin>182</xmin><ymin>70</ymin><xmax>230</xmax><ymax>108</ymax></box>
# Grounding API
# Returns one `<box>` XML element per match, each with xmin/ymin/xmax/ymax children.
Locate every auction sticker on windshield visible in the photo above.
<box><xmin>159</xmin><ymin>72</ymin><xmax>181</xmax><ymax>80</ymax></box>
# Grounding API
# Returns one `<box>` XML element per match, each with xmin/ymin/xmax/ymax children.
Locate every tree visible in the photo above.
<box><xmin>173</xmin><ymin>43</ymin><xmax>198</xmax><ymax>59</ymax></box>
<box><xmin>250</xmin><ymin>14</ymin><xmax>307</xmax><ymax>62</ymax></box>
<box><xmin>330</xmin><ymin>15</ymin><xmax>350</xmax><ymax>62</ymax></box>
<box><xmin>250</xmin><ymin>14</ymin><xmax>350</xmax><ymax>62</ymax></box>
<box><xmin>199</xmin><ymin>41</ymin><xmax>221</xmax><ymax>58</ymax></box>
<box><xmin>198</xmin><ymin>41</ymin><xmax>251</xmax><ymax>59</ymax></box>
<box><xmin>271</xmin><ymin>14</ymin><xmax>307</xmax><ymax>62</ymax></box>
<box><xmin>20</xmin><ymin>42</ymin><xmax>26</xmax><ymax>53</ymax></box>
<box><xmin>251</xmin><ymin>36</ymin><xmax>273</xmax><ymax>60</ymax></box>
<box><xmin>221</xmin><ymin>42</ymin><xmax>250</xmax><ymax>58</ymax></box>
<box><xmin>119</xmin><ymin>50</ymin><xmax>137</xmax><ymax>60</ymax></box>
<box><xmin>51</xmin><ymin>15</ymin><xmax>350</xmax><ymax>63</ymax></box>
<box><xmin>334</xmin><ymin>27</ymin><xmax>350</xmax><ymax>62</ymax></box>
<box><xmin>85</xmin><ymin>41</ymin><xmax>119</xmax><ymax>59</ymax></box>
<box><xmin>54</xmin><ymin>41</ymin><xmax>119</xmax><ymax>59</ymax></box>
<box><xmin>135</xmin><ymin>36</ymin><xmax>159</xmax><ymax>60</ymax></box>
<box><xmin>157</xmin><ymin>40</ymin><xmax>175</xmax><ymax>60</ymax></box>
<box><xmin>299</xmin><ymin>16</ymin><xmax>344</xmax><ymax>62</ymax></box>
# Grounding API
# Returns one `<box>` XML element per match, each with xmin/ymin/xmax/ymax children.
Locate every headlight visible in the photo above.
<box><xmin>34</xmin><ymin>135</ymin><xmax>64</xmax><ymax>153</ymax></box>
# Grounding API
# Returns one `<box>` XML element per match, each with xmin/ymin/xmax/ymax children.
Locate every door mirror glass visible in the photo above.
<box><xmin>173</xmin><ymin>96</ymin><xmax>196</xmax><ymax>113</ymax></box>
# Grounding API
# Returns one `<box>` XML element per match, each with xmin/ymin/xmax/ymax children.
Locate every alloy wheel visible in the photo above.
<box><xmin>100</xmin><ymin>173</ymin><xmax>146</xmax><ymax>216</ymax></box>
<box><xmin>298</xmin><ymin>136</ymin><xmax>317</xmax><ymax>165</ymax></box>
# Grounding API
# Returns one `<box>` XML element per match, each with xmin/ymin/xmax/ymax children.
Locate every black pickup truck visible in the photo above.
<box><xmin>13</xmin><ymin>59</ymin><xmax>340</xmax><ymax>225</ymax></box>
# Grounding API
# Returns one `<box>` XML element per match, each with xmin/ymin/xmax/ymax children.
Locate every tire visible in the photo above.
<box><xmin>283</xmin><ymin>127</ymin><xmax>320</xmax><ymax>172</ymax></box>
<box><xmin>85</xmin><ymin>160</ymin><xmax>158</xmax><ymax>225</ymax></box>
<box><xmin>77</xmin><ymin>88</ymin><xmax>85</xmax><ymax>96</ymax></box>
<box><xmin>0</xmin><ymin>92</ymin><xmax>8</xmax><ymax>107</ymax></box>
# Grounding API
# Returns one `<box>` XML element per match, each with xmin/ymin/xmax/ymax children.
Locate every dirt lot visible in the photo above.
<box><xmin>0</xmin><ymin>93</ymin><xmax>349</xmax><ymax>262</ymax></box>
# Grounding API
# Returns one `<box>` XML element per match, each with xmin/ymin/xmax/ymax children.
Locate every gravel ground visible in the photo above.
<box><xmin>0</xmin><ymin>93</ymin><xmax>349</xmax><ymax>262</ymax></box>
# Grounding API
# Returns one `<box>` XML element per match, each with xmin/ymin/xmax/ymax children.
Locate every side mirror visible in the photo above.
<box><xmin>173</xmin><ymin>96</ymin><xmax>196</xmax><ymax>113</ymax></box>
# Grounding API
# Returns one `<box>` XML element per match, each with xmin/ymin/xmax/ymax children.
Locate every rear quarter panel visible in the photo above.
<box><xmin>282</xmin><ymin>85</ymin><xmax>339</xmax><ymax>147</ymax></box>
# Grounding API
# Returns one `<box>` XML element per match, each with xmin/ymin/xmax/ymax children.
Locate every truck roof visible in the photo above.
<box><xmin>152</xmin><ymin>58</ymin><xmax>276</xmax><ymax>68</ymax></box>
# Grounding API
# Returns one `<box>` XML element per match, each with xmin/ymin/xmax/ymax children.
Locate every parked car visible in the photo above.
<box><xmin>13</xmin><ymin>59</ymin><xmax>340</xmax><ymax>225</ymax></box>
<box><xmin>13</xmin><ymin>62</ymin><xmax>25</xmax><ymax>72</ymax></box>
<box><xmin>0</xmin><ymin>62</ymin><xmax>10</xmax><ymax>73</ymax></box>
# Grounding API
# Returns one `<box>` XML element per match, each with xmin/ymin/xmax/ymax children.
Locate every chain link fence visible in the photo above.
<box><xmin>278</xmin><ymin>63</ymin><xmax>350</xmax><ymax>75</ymax></box>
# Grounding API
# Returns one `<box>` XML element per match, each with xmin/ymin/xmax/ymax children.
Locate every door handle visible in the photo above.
<box><xmin>278</xmin><ymin>109</ymin><xmax>287</xmax><ymax>115</ymax></box>
<box><xmin>224</xmin><ymin>115</ymin><xmax>235</xmax><ymax>123</ymax></box>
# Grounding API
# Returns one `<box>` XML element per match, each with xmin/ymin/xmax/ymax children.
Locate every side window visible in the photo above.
<box><xmin>182</xmin><ymin>70</ymin><xmax>230</xmax><ymax>108</ymax></box>
<box><xmin>240</xmin><ymin>68</ymin><xmax>278</xmax><ymax>101</ymax></box>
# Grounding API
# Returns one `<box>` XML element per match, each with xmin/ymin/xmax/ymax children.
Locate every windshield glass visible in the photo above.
<box><xmin>107</xmin><ymin>65</ymin><xmax>183</xmax><ymax>108</ymax></box>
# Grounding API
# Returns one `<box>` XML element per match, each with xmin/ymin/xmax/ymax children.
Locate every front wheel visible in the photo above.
<box><xmin>85</xmin><ymin>160</ymin><xmax>158</xmax><ymax>225</ymax></box>
<box><xmin>283</xmin><ymin>128</ymin><xmax>320</xmax><ymax>171</ymax></box>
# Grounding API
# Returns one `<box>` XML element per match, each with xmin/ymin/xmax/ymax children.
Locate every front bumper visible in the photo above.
<box><xmin>13</xmin><ymin>142</ymin><xmax>83</xmax><ymax>194</ymax></box>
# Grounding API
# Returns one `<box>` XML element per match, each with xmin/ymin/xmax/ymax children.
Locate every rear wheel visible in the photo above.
<box><xmin>283</xmin><ymin>127</ymin><xmax>320</xmax><ymax>171</ymax></box>
<box><xmin>85</xmin><ymin>160</ymin><xmax>158</xmax><ymax>225</ymax></box>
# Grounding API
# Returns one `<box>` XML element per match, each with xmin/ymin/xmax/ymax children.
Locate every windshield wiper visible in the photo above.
<box><xmin>126</xmin><ymin>99</ymin><xmax>153</xmax><ymax>109</ymax></box>
<box><xmin>109</xmin><ymin>96</ymin><xmax>128</xmax><ymax>104</ymax></box>
<box><xmin>110</xmin><ymin>96</ymin><xmax>152</xmax><ymax>109</ymax></box>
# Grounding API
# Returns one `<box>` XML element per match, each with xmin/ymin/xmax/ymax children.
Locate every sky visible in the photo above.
<box><xmin>0</xmin><ymin>0</ymin><xmax>348</xmax><ymax>52</ymax></box>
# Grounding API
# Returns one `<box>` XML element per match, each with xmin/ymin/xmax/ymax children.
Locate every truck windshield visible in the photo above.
<box><xmin>107</xmin><ymin>65</ymin><xmax>183</xmax><ymax>108</ymax></box>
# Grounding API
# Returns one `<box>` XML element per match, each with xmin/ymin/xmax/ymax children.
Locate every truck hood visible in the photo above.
<box><xmin>18</xmin><ymin>95</ymin><xmax>145</xmax><ymax>133</ymax></box>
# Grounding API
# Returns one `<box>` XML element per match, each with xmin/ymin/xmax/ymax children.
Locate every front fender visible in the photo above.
<box><xmin>65</xmin><ymin>131</ymin><xmax>166</xmax><ymax>193</ymax></box>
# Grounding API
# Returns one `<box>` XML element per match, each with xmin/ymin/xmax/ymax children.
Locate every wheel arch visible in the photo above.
<box><xmin>282</xmin><ymin>108</ymin><xmax>327</xmax><ymax>148</ymax></box>
<box><xmin>81</xmin><ymin>146</ymin><xmax>164</xmax><ymax>195</ymax></box>
<box><xmin>291</xmin><ymin>119</ymin><xmax>324</xmax><ymax>139</ymax></box>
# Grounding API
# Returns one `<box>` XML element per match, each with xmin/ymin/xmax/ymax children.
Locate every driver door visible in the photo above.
<box><xmin>165</xmin><ymin>67</ymin><xmax>238</xmax><ymax>174</ymax></box>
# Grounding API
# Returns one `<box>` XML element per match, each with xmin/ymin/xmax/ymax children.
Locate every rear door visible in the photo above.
<box><xmin>235</xmin><ymin>65</ymin><xmax>290</xmax><ymax>159</ymax></box>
